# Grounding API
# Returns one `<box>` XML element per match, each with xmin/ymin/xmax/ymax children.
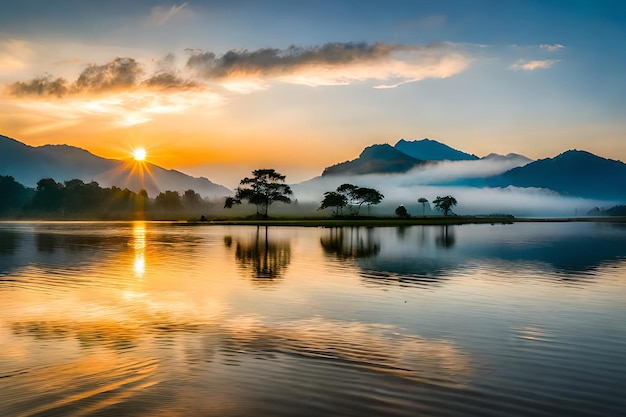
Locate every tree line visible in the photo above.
<box><xmin>0</xmin><ymin>175</ymin><xmax>212</xmax><ymax>219</ymax></box>
<box><xmin>1</xmin><ymin>169</ymin><xmax>458</xmax><ymax>219</ymax></box>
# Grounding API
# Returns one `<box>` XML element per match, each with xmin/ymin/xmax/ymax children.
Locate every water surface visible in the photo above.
<box><xmin>1</xmin><ymin>221</ymin><xmax>625</xmax><ymax>416</ymax></box>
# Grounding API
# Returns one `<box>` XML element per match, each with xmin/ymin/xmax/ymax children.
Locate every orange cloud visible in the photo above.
<box><xmin>2</xmin><ymin>43</ymin><xmax>471</xmax><ymax>128</ymax></box>
<box><xmin>5</xmin><ymin>57</ymin><xmax>202</xmax><ymax>98</ymax></box>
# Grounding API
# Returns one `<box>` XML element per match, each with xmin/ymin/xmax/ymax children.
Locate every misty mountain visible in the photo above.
<box><xmin>480</xmin><ymin>153</ymin><xmax>533</xmax><ymax>165</ymax></box>
<box><xmin>320</xmin><ymin>139</ymin><xmax>531</xmax><ymax>178</ymax></box>
<box><xmin>0</xmin><ymin>135</ymin><xmax>230</xmax><ymax>198</ymax></box>
<box><xmin>321</xmin><ymin>144</ymin><xmax>428</xmax><ymax>176</ymax></box>
<box><xmin>394</xmin><ymin>138</ymin><xmax>478</xmax><ymax>161</ymax></box>
<box><xmin>320</xmin><ymin>139</ymin><xmax>531</xmax><ymax>181</ymax></box>
<box><xmin>485</xmin><ymin>150</ymin><xmax>626</xmax><ymax>200</ymax></box>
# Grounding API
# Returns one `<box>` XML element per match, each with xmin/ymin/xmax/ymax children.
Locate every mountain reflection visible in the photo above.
<box><xmin>320</xmin><ymin>227</ymin><xmax>381</xmax><ymax>259</ymax></box>
<box><xmin>228</xmin><ymin>226</ymin><xmax>291</xmax><ymax>284</ymax></box>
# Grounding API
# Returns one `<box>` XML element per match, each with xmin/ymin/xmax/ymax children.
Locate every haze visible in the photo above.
<box><xmin>1</xmin><ymin>1</ymin><xmax>625</xmax><ymax>187</ymax></box>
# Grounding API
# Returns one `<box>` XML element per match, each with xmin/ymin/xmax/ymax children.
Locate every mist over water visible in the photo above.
<box><xmin>294</xmin><ymin>174</ymin><xmax>610</xmax><ymax>217</ymax></box>
<box><xmin>1</xmin><ymin>221</ymin><xmax>625</xmax><ymax>416</ymax></box>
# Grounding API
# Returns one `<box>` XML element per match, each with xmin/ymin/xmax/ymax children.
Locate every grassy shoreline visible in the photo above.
<box><xmin>176</xmin><ymin>216</ymin><xmax>626</xmax><ymax>227</ymax></box>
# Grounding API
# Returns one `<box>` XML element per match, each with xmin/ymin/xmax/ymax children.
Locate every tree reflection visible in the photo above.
<box><xmin>320</xmin><ymin>227</ymin><xmax>380</xmax><ymax>259</ymax></box>
<box><xmin>435</xmin><ymin>225</ymin><xmax>456</xmax><ymax>249</ymax></box>
<box><xmin>0</xmin><ymin>230</ymin><xmax>19</xmax><ymax>255</ymax></box>
<box><xmin>231</xmin><ymin>227</ymin><xmax>291</xmax><ymax>285</ymax></box>
<box><xmin>36</xmin><ymin>233</ymin><xmax>58</xmax><ymax>253</ymax></box>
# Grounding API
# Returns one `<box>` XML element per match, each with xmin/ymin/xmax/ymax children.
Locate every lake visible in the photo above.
<box><xmin>0</xmin><ymin>221</ymin><xmax>625</xmax><ymax>417</ymax></box>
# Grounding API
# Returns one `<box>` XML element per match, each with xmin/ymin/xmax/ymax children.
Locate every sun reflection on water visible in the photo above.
<box><xmin>132</xmin><ymin>221</ymin><xmax>146</xmax><ymax>278</ymax></box>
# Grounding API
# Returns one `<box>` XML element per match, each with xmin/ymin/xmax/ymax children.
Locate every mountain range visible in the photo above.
<box><xmin>2</xmin><ymin>134</ymin><xmax>626</xmax><ymax>202</ymax></box>
<box><xmin>0</xmin><ymin>135</ymin><xmax>231</xmax><ymax>198</ymax></box>
<box><xmin>321</xmin><ymin>139</ymin><xmax>532</xmax><ymax>177</ymax></box>
<box><xmin>318</xmin><ymin>138</ymin><xmax>626</xmax><ymax>201</ymax></box>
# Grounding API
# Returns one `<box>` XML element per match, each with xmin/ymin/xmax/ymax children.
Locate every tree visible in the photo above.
<box><xmin>417</xmin><ymin>197</ymin><xmax>429</xmax><ymax>216</ymax></box>
<box><xmin>334</xmin><ymin>184</ymin><xmax>355</xmax><ymax>214</ymax></box>
<box><xmin>32</xmin><ymin>178</ymin><xmax>63</xmax><ymax>212</ymax></box>
<box><xmin>432</xmin><ymin>195</ymin><xmax>458</xmax><ymax>216</ymax></box>
<box><xmin>318</xmin><ymin>191</ymin><xmax>348</xmax><ymax>216</ymax></box>
<box><xmin>334</xmin><ymin>183</ymin><xmax>384</xmax><ymax>215</ymax></box>
<box><xmin>182</xmin><ymin>189</ymin><xmax>202</xmax><ymax>210</ymax></box>
<box><xmin>353</xmin><ymin>187</ymin><xmax>384</xmax><ymax>215</ymax></box>
<box><xmin>154</xmin><ymin>190</ymin><xmax>183</xmax><ymax>212</ymax></box>
<box><xmin>62</xmin><ymin>179</ymin><xmax>101</xmax><ymax>214</ymax></box>
<box><xmin>395</xmin><ymin>205</ymin><xmax>409</xmax><ymax>218</ymax></box>
<box><xmin>228</xmin><ymin>169</ymin><xmax>293</xmax><ymax>218</ymax></box>
<box><xmin>0</xmin><ymin>175</ymin><xmax>33</xmax><ymax>214</ymax></box>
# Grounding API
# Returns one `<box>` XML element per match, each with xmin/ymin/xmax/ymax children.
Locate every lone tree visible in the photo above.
<box><xmin>432</xmin><ymin>195</ymin><xmax>458</xmax><ymax>216</ymax></box>
<box><xmin>417</xmin><ymin>197</ymin><xmax>429</xmax><ymax>216</ymax></box>
<box><xmin>226</xmin><ymin>169</ymin><xmax>293</xmax><ymax>218</ymax></box>
<box><xmin>318</xmin><ymin>191</ymin><xmax>348</xmax><ymax>216</ymax></box>
<box><xmin>395</xmin><ymin>205</ymin><xmax>409</xmax><ymax>218</ymax></box>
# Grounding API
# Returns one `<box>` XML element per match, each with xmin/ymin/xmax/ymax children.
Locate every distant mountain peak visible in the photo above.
<box><xmin>322</xmin><ymin>143</ymin><xmax>424</xmax><ymax>176</ymax></box>
<box><xmin>481</xmin><ymin>152</ymin><xmax>533</xmax><ymax>164</ymax></box>
<box><xmin>394</xmin><ymin>138</ymin><xmax>478</xmax><ymax>161</ymax></box>
<box><xmin>486</xmin><ymin>149</ymin><xmax>626</xmax><ymax>199</ymax></box>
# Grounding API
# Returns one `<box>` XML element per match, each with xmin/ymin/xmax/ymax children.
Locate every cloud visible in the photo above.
<box><xmin>2</xmin><ymin>42</ymin><xmax>471</xmax><ymax>126</ymax></box>
<box><xmin>149</xmin><ymin>2</ymin><xmax>189</xmax><ymax>26</ymax></box>
<box><xmin>142</xmin><ymin>72</ymin><xmax>201</xmax><ymax>90</ymax></box>
<box><xmin>5</xmin><ymin>42</ymin><xmax>470</xmax><ymax>99</ymax></box>
<box><xmin>509</xmin><ymin>59</ymin><xmax>560</xmax><ymax>71</ymax></box>
<box><xmin>186</xmin><ymin>42</ymin><xmax>471</xmax><ymax>89</ymax></box>
<box><xmin>75</xmin><ymin>57</ymin><xmax>143</xmax><ymax>93</ymax></box>
<box><xmin>540</xmin><ymin>43</ymin><xmax>564</xmax><ymax>52</ymax></box>
<box><xmin>5</xmin><ymin>74</ymin><xmax>70</xmax><ymax>97</ymax></box>
<box><xmin>5</xmin><ymin>57</ymin><xmax>201</xmax><ymax>97</ymax></box>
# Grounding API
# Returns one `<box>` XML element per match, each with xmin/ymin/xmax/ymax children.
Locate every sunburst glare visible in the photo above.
<box><xmin>133</xmin><ymin>147</ymin><xmax>147</xmax><ymax>161</ymax></box>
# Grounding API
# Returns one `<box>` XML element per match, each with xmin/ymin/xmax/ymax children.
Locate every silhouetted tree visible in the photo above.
<box><xmin>0</xmin><ymin>175</ymin><xmax>33</xmax><ymax>214</ymax></box>
<box><xmin>417</xmin><ymin>197</ymin><xmax>428</xmax><ymax>216</ymax></box>
<box><xmin>433</xmin><ymin>195</ymin><xmax>458</xmax><ymax>216</ymax></box>
<box><xmin>335</xmin><ymin>183</ymin><xmax>384</xmax><ymax>215</ymax></box>
<box><xmin>105</xmin><ymin>186</ymin><xmax>136</xmax><ymax>214</ymax></box>
<box><xmin>154</xmin><ymin>190</ymin><xmax>183</xmax><ymax>212</ymax></box>
<box><xmin>32</xmin><ymin>178</ymin><xmax>63</xmax><ymax>213</ymax></box>
<box><xmin>182</xmin><ymin>189</ymin><xmax>202</xmax><ymax>210</ymax></box>
<box><xmin>228</xmin><ymin>169</ymin><xmax>293</xmax><ymax>218</ymax></box>
<box><xmin>354</xmin><ymin>187</ymin><xmax>384</xmax><ymax>215</ymax></box>
<box><xmin>135</xmin><ymin>189</ymin><xmax>148</xmax><ymax>215</ymax></box>
<box><xmin>395</xmin><ymin>205</ymin><xmax>409</xmax><ymax>218</ymax></box>
<box><xmin>224</xmin><ymin>196</ymin><xmax>240</xmax><ymax>209</ymax></box>
<box><xmin>318</xmin><ymin>191</ymin><xmax>348</xmax><ymax>216</ymax></box>
<box><xmin>62</xmin><ymin>179</ymin><xmax>103</xmax><ymax>214</ymax></box>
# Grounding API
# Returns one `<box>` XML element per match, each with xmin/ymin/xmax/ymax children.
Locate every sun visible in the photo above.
<box><xmin>133</xmin><ymin>147</ymin><xmax>147</xmax><ymax>161</ymax></box>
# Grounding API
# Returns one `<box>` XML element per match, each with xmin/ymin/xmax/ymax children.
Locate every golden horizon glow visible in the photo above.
<box><xmin>133</xmin><ymin>147</ymin><xmax>147</xmax><ymax>161</ymax></box>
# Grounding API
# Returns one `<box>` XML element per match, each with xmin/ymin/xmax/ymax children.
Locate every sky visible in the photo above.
<box><xmin>0</xmin><ymin>0</ymin><xmax>625</xmax><ymax>187</ymax></box>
